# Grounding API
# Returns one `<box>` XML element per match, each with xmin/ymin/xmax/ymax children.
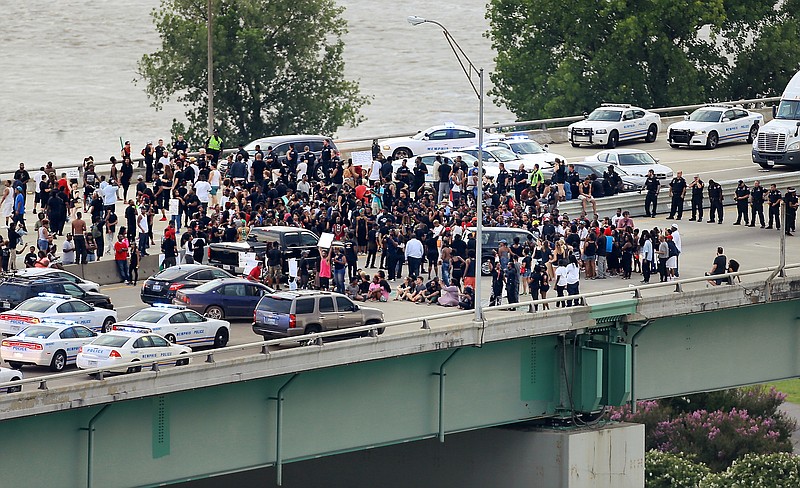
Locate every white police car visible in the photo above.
<box><xmin>0</xmin><ymin>367</ymin><xmax>23</xmax><ymax>393</ymax></box>
<box><xmin>380</xmin><ymin>123</ymin><xmax>501</xmax><ymax>159</ymax></box>
<box><xmin>76</xmin><ymin>330</ymin><xmax>191</xmax><ymax>374</ymax></box>
<box><xmin>568</xmin><ymin>104</ymin><xmax>661</xmax><ymax>148</ymax></box>
<box><xmin>113</xmin><ymin>303</ymin><xmax>230</xmax><ymax>349</ymax></box>
<box><xmin>667</xmin><ymin>104</ymin><xmax>763</xmax><ymax>149</ymax></box>
<box><xmin>0</xmin><ymin>293</ymin><xmax>118</xmax><ymax>337</ymax></box>
<box><xmin>484</xmin><ymin>135</ymin><xmax>564</xmax><ymax>167</ymax></box>
<box><xmin>584</xmin><ymin>149</ymin><xmax>674</xmax><ymax>179</ymax></box>
<box><xmin>0</xmin><ymin>319</ymin><xmax>98</xmax><ymax>371</ymax></box>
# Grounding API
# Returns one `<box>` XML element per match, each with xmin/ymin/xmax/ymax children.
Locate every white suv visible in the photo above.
<box><xmin>380</xmin><ymin>123</ymin><xmax>500</xmax><ymax>159</ymax></box>
<box><xmin>568</xmin><ymin>104</ymin><xmax>661</xmax><ymax>148</ymax></box>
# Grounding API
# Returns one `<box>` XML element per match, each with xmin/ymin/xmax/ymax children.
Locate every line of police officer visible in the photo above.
<box><xmin>664</xmin><ymin>173</ymin><xmax>798</xmax><ymax>236</ymax></box>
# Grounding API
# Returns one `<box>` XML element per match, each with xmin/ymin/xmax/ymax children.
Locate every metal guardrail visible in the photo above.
<box><xmin>333</xmin><ymin>97</ymin><xmax>782</xmax><ymax>144</ymax></box>
<box><xmin>18</xmin><ymin>96</ymin><xmax>779</xmax><ymax>175</ymax></box>
<box><xmin>1</xmin><ymin>262</ymin><xmax>797</xmax><ymax>393</ymax></box>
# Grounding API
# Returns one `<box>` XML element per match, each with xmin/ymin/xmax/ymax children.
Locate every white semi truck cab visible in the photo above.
<box><xmin>752</xmin><ymin>70</ymin><xmax>800</xmax><ymax>169</ymax></box>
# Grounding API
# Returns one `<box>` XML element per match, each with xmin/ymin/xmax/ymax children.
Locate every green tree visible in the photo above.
<box><xmin>138</xmin><ymin>0</ymin><xmax>369</xmax><ymax>146</ymax></box>
<box><xmin>487</xmin><ymin>0</ymin><xmax>800</xmax><ymax>119</ymax></box>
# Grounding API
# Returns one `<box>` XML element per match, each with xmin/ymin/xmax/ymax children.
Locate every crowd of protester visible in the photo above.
<box><xmin>2</xmin><ymin>132</ymin><xmax>782</xmax><ymax>308</ymax></box>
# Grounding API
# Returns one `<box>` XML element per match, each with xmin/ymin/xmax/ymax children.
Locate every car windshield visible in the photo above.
<box><xmin>248</xmin><ymin>229</ymin><xmax>280</xmax><ymax>243</ymax></box>
<box><xmin>688</xmin><ymin>110</ymin><xmax>722</xmax><ymax>123</ymax></box>
<box><xmin>15</xmin><ymin>298</ymin><xmax>54</xmax><ymax>313</ymax></box>
<box><xmin>444</xmin><ymin>153</ymin><xmax>478</xmax><ymax>164</ymax></box>
<box><xmin>153</xmin><ymin>268</ymin><xmax>192</xmax><ymax>280</ymax></box>
<box><xmin>776</xmin><ymin>100</ymin><xmax>800</xmax><ymax>120</ymax></box>
<box><xmin>195</xmin><ymin>279</ymin><xmax>225</xmax><ymax>292</ymax></box>
<box><xmin>92</xmin><ymin>335</ymin><xmax>130</xmax><ymax>347</ymax></box>
<box><xmin>508</xmin><ymin>141</ymin><xmax>545</xmax><ymax>154</ymax></box>
<box><xmin>257</xmin><ymin>296</ymin><xmax>293</xmax><ymax>314</ymax></box>
<box><xmin>618</xmin><ymin>153</ymin><xmax>657</xmax><ymax>165</ymax></box>
<box><xmin>126</xmin><ymin>310</ymin><xmax>167</xmax><ymax>323</ymax></box>
<box><xmin>16</xmin><ymin>326</ymin><xmax>57</xmax><ymax>339</ymax></box>
<box><xmin>587</xmin><ymin>109</ymin><xmax>622</xmax><ymax>122</ymax></box>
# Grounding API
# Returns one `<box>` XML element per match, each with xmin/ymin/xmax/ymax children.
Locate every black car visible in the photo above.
<box><xmin>0</xmin><ymin>277</ymin><xmax>113</xmax><ymax>312</ymax></box>
<box><xmin>208</xmin><ymin>226</ymin><xmax>322</xmax><ymax>276</ymax></box>
<box><xmin>140</xmin><ymin>264</ymin><xmax>234</xmax><ymax>305</ymax></box>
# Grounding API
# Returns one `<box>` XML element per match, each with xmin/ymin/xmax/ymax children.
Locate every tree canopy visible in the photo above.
<box><xmin>487</xmin><ymin>0</ymin><xmax>800</xmax><ymax>119</ymax></box>
<box><xmin>138</xmin><ymin>0</ymin><xmax>369</xmax><ymax>145</ymax></box>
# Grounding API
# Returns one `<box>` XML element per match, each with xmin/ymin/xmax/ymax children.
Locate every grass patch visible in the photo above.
<box><xmin>766</xmin><ymin>379</ymin><xmax>800</xmax><ymax>404</ymax></box>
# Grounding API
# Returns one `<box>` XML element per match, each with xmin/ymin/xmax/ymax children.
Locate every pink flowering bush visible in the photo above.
<box><xmin>610</xmin><ymin>386</ymin><xmax>796</xmax><ymax>472</ymax></box>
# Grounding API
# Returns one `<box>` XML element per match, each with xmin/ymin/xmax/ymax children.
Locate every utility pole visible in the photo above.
<box><xmin>207</xmin><ymin>0</ymin><xmax>214</xmax><ymax>134</ymax></box>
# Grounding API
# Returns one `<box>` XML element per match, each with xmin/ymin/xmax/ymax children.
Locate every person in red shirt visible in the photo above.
<box><xmin>247</xmin><ymin>261</ymin><xmax>264</xmax><ymax>282</ymax></box>
<box><xmin>114</xmin><ymin>234</ymin><xmax>131</xmax><ymax>284</ymax></box>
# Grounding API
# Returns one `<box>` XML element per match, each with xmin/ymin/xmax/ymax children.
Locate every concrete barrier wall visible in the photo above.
<box><xmin>62</xmin><ymin>254</ymin><xmax>160</xmax><ymax>286</ymax></box>
<box><xmin>557</xmin><ymin>171</ymin><xmax>800</xmax><ymax>219</ymax></box>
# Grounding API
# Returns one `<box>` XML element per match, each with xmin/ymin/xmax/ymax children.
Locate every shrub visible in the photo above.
<box><xmin>645</xmin><ymin>450</ymin><xmax>710</xmax><ymax>488</ymax></box>
<box><xmin>699</xmin><ymin>452</ymin><xmax>800</xmax><ymax>487</ymax></box>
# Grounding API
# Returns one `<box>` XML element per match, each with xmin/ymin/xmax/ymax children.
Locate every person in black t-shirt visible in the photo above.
<box><xmin>749</xmin><ymin>180</ymin><xmax>766</xmax><ymax>228</ymax></box>
<box><xmin>706</xmin><ymin>246</ymin><xmax>727</xmax><ymax>286</ymax></box>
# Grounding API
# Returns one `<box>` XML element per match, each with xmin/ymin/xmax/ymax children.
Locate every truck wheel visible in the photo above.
<box><xmin>747</xmin><ymin>124</ymin><xmax>759</xmax><ymax>144</ymax></box>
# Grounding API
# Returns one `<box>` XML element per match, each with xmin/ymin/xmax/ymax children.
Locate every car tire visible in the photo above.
<box><xmin>213</xmin><ymin>328</ymin><xmax>229</xmax><ymax>348</ymax></box>
<box><xmin>606</xmin><ymin>131</ymin><xmax>619</xmax><ymax>149</ymax></box>
<box><xmin>571</xmin><ymin>142</ymin><xmax>579</xmax><ymax>148</ymax></box>
<box><xmin>205</xmin><ymin>305</ymin><xmax>224</xmax><ymax>320</ymax></box>
<box><xmin>50</xmin><ymin>350</ymin><xmax>67</xmax><ymax>372</ymax></box>
<box><xmin>669</xmin><ymin>143</ymin><xmax>680</xmax><ymax>149</ymax></box>
<box><xmin>8</xmin><ymin>378</ymin><xmax>21</xmax><ymax>393</ymax></box>
<box><xmin>392</xmin><ymin>147</ymin><xmax>412</xmax><ymax>159</ymax></box>
<box><xmin>304</xmin><ymin>324</ymin><xmax>321</xmax><ymax>335</ymax></box>
<box><xmin>747</xmin><ymin>124</ymin><xmax>759</xmax><ymax>144</ymax></box>
<box><xmin>176</xmin><ymin>354</ymin><xmax>189</xmax><ymax>366</ymax></box>
<box><xmin>127</xmin><ymin>361</ymin><xmax>142</xmax><ymax>374</ymax></box>
<box><xmin>165</xmin><ymin>334</ymin><xmax>177</xmax><ymax>344</ymax></box>
<box><xmin>102</xmin><ymin>317</ymin><xmax>115</xmax><ymax>333</ymax></box>
<box><xmin>645</xmin><ymin>124</ymin><xmax>658</xmax><ymax>143</ymax></box>
<box><xmin>481</xmin><ymin>259</ymin><xmax>494</xmax><ymax>276</ymax></box>
<box><xmin>705</xmin><ymin>131</ymin><xmax>719</xmax><ymax>149</ymax></box>
<box><xmin>7</xmin><ymin>362</ymin><xmax>23</xmax><ymax>370</ymax></box>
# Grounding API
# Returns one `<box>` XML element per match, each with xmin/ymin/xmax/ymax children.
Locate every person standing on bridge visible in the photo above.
<box><xmin>667</xmin><ymin>171</ymin><xmax>687</xmax><ymax>220</ymax></box>
<box><xmin>688</xmin><ymin>175</ymin><xmax>704</xmax><ymax>222</ymax></box>
<box><xmin>785</xmin><ymin>187</ymin><xmax>798</xmax><ymax>236</ymax></box>
<box><xmin>766</xmin><ymin>184</ymin><xmax>782</xmax><ymax>230</ymax></box>
<box><xmin>114</xmin><ymin>233</ymin><xmax>130</xmax><ymax>284</ymax></box>
<box><xmin>205</xmin><ymin>129</ymin><xmax>223</xmax><ymax>164</ymax></box>
<box><xmin>707</xmin><ymin>179</ymin><xmax>724</xmax><ymax>224</ymax></box>
<box><xmin>643</xmin><ymin>169</ymin><xmax>660</xmax><ymax>218</ymax></box>
<box><xmin>733</xmin><ymin>180</ymin><xmax>750</xmax><ymax>226</ymax></box>
<box><xmin>749</xmin><ymin>180</ymin><xmax>766</xmax><ymax>228</ymax></box>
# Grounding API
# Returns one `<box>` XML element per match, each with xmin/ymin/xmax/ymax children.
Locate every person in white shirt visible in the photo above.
<box><xmin>554</xmin><ymin>259</ymin><xmax>569</xmax><ymax>308</ymax></box>
<box><xmin>405</xmin><ymin>235</ymin><xmax>424</xmax><ymax>277</ymax></box>
<box><xmin>100</xmin><ymin>180</ymin><xmax>118</xmax><ymax>211</ymax></box>
<box><xmin>194</xmin><ymin>176</ymin><xmax>212</xmax><ymax>211</ymax></box>
<box><xmin>297</xmin><ymin>160</ymin><xmax>308</xmax><ymax>180</ymax></box>
<box><xmin>209</xmin><ymin>165</ymin><xmax>221</xmax><ymax>206</ymax></box>
<box><xmin>62</xmin><ymin>234</ymin><xmax>76</xmax><ymax>265</ymax></box>
<box><xmin>297</xmin><ymin>174</ymin><xmax>311</xmax><ymax>196</ymax></box>
<box><xmin>565</xmin><ymin>255</ymin><xmax>581</xmax><ymax>306</ymax></box>
<box><xmin>369</xmin><ymin>159</ymin><xmax>382</xmax><ymax>184</ymax></box>
<box><xmin>670</xmin><ymin>223</ymin><xmax>682</xmax><ymax>277</ymax></box>
<box><xmin>137</xmin><ymin>209</ymin><xmax>150</xmax><ymax>255</ymax></box>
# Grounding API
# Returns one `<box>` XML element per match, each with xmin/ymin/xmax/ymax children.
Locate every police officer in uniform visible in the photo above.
<box><xmin>785</xmin><ymin>187</ymin><xmax>798</xmax><ymax>236</ymax></box>
<box><xmin>707</xmin><ymin>179</ymin><xmax>723</xmax><ymax>224</ymax></box>
<box><xmin>643</xmin><ymin>169</ymin><xmax>660</xmax><ymax>218</ymax></box>
<box><xmin>767</xmin><ymin>184</ymin><xmax>782</xmax><ymax>230</ymax></box>
<box><xmin>667</xmin><ymin>171</ymin><xmax>687</xmax><ymax>220</ymax></box>
<box><xmin>205</xmin><ymin>129</ymin><xmax>223</xmax><ymax>163</ymax></box>
<box><xmin>749</xmin><ymin>180</ymin><xmax>766</xmax><ymax>228</ymax></box>
<box><xmin>688</xmin><ymin>175</ymin><xmax>704</xmax><ymax>221</ymax></box>
<box><xmin>733</xmin><ymin>180</ymin><xmax>750</xmax><ymax>225</ymax></box>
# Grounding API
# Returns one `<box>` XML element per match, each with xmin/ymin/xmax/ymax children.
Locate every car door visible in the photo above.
<box><xmin>335</xmin><ymin>296</ymin><xmax>363</xmax><ymax>330</ymax></box>
<box><xmin>167</xmin><ymin>311</ymin><xmax>188</xmax><ymax>342</ymax></box>
<box><xmin>58</xmin><ymin>327</ymin><xmax>81</xmax><ymax>364</ymax></box>
<box><xmin>452</xmin><ymin>129</ymin><xmax>477</xmax><ymax>150</ymax></box>
<box><xmin>73</xmin><ymin>326</ymin><xmax>98</xmax><ymax>355</ymax></box>
<box><xmin>621</xmin><ymin>110</ymin><xmax>637</xmax><ymax>139</ymax></box>
<box><xmin>186</xmin><ymin>269</ymin><xmax>215</xmax><ymax>288</ymax></box>
<box><xmin>181</xmin><ymin>310</ymin><xmax>213</xmax><ymax>345</ymax></box>
<box><xmin>634</xmin><ymin>109</ymin><xmax>648</xmax><ymax>137</ymax></box>
<box><xmin>149</xmin><ymin>334</ymin><xmax>178</xmax><ymax>362</ymax></box>
<box><xmin>317</xmin><ymin>296</ymin><xmax>338</xmax><ymax>331</ymax></box>
<box><xmin>721</xmin><ymin>109</ymin><xmax>738</xmax><ymax>141</ymax></box>
<box><xmin>220</xmin><ymin>284</ymin><xmax>249</xmax><ymax>318</ymax></box>
<box><xmin>131</xmin><ymin>336</ymin><xmax>153</xmax><ymax>361</ymax></box>
<box><xmin>246</xmin><ymin>284</ymin><xmax>267</xmax><ymax>313</ymax></box>
<box><xmin>69</xmin><ymin>300</ymin><xmax>100</xmax><ymax>331</ymax></box>
<box><xmin>62</xmin><ymin>283</ymin><xmax>88</xmax><ymax>302</ymax></box>
<box><xmin>425</xmin><ymin>129</ymin><xmax>451</xmax><ymax>152</ymax></box>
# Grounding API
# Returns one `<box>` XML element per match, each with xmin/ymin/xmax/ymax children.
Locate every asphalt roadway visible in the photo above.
<box><xmin>4</xmin><ymin>136</ymin><xmax>799</xmax><ymax>384</ymax></box>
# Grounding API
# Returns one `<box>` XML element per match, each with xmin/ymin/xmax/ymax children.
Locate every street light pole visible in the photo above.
<box><xmin>407</xmin><ymin>16</ymin><xmax>485</xmax><ymax>323</ymax></box>
<box><xmin>207</xmin><ymin>0</ymin><xmax>215</xmax><ymax>134</ymax></box>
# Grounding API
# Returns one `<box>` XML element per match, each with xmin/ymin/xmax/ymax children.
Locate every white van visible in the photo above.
<box><xmin>752</xmin><ymin>70</ymin><xmax>800</xmax><ymax>169</ymax></box>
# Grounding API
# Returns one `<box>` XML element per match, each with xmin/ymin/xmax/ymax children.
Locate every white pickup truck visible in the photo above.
<box><xmin>752</xmin><ymin>70</ymin><xmax>800</xmax><ymax>169</ymax></box>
